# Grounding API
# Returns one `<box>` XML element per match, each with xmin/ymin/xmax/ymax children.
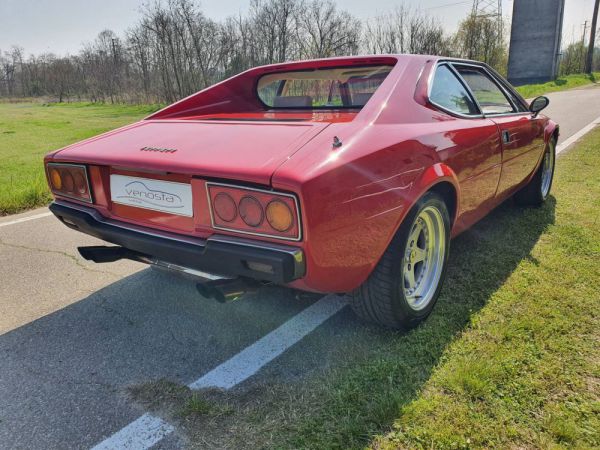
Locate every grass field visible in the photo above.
<box><xmin>516</xmin><ymin>72</ymin><xmax>600</xmax><ymax>98</ymax></box>
<box><xmin>0</xmin><ymin>102</ymin><xmax>159</xmax><ymax>215</ymax></box>
<box><xmin>126</xmin><ymin>129</ymin><xmax>600</xmax><ymax>449</ymax></box>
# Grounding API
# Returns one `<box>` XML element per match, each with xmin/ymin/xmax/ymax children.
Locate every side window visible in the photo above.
<box><xmin>455</xmin><ymin>66</ymin><xmax>515</xmax><ymax>115</ymax></box>
<box><xmin>430</xmin><ymin>65</ymin><xmax>479</xmax><ymax>116</ymax></box>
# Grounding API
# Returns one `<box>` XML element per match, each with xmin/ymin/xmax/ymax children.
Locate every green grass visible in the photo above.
<box><xmin>516</xmin><ymin>72</ymin><xmax>600</xmax><ymax>98</ymax></box>
<box><xmin>0</xmin><ymin>102</ymin><xmax>160</xmax><ymax>215</ymax></box>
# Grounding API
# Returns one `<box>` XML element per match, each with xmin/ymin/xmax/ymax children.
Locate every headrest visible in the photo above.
<box><xmin>352</xmin><ymin>92</ymin><xmax>373</xmax><ymax>106</ymax></box>
<box><xmin>273</xmin><ymin>95</ymin><xmax>313</xmax><ymax>108</ymax></box>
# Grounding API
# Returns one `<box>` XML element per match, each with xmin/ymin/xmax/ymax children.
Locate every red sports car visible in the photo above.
<box><xmin>44</xmin><ymin>55</ymin><xmax>557</xmax><ymax>329</ymax></box>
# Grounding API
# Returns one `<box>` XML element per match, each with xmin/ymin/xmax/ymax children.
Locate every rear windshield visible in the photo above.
<box><xmin>257</xmin><ymin>65</ymin><xmax>393</xmax><ymax>109</ymax></box>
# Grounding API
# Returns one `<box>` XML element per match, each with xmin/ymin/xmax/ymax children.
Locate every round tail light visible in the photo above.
<box><xmin>74</xmin><ymin>172</ymin><xmax>88</xmax><ymax>195</ymax></box>
<box><xmin>63</xmin><ymin>172</ymin><xmax>75</xmax><ymax>192</ymax></box>
<box><xmin>266</xmin><ymin>200</ymin><xmax>293</xmax><ymax>232</ymax></box>
<box><xmin>213</xmin><ymin>192</ymin><xmax>237</xmax><ymax>222</ymax></box>
<box><xmin>239</xmin><ymin>196</ymin><xmax>264</xmax><ymax>227</ymax></box>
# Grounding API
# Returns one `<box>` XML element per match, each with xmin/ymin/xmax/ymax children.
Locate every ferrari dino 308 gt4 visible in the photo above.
<box><xmin>45</xmin><ymin>55</ymin><xmax>557</xmax><ymax>329</ymax></box>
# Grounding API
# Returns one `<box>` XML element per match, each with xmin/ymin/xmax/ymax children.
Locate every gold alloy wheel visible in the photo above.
<box><xmin>402</xmin><ymin>205</ymin><xmax>447</xmax><ymax>311</ymax></box>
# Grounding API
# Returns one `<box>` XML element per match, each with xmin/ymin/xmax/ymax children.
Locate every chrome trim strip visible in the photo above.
<box><xmin>450</xmin><ymin>61</ymin><xmax>518</xmax><ymax>114</ymax></box>
<box><xmin>427</xmin><ymin>60</ymin><xmax>531</xmax><ymax>120</ymax></box>
<box><xmin>205</xmin><ymin>181</ymin><xmax>303</xmax><ymax>242</ymax></box>
<box><xmin>47</xmin><ymin>163</ymin><xmax>93</xmax><ymax>204</ymax></box>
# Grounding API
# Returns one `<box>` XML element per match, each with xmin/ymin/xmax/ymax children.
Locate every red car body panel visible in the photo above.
<box><xmin>45</xmin><ymin>54</ymin><xmax>558</xmax><ymax>293</ymax></box>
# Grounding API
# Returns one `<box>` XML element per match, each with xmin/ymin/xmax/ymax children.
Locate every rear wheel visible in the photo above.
<box><xmin>514</xmin><ymin>138</ymin><xmax>556</xmax><ymax>206</ymax></box>
<box><xmin>351</xmin><ymin>192</ymin><xmax>451</xmax><ymax>329</ymax></box>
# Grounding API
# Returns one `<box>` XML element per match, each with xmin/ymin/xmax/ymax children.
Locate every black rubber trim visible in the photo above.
<box><xmin>49</xmin><ymin>202</ymin><xmax>305</xmax><ymax>283</ymax></box>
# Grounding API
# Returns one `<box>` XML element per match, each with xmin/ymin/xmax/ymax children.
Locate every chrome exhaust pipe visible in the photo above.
<box><xmin>196</xmin><ymin>278</ymin><xmax>260</xmax><ymax>303</ymax></box>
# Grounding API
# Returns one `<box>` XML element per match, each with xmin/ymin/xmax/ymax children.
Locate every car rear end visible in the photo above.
<box><xmin>44</xmin><ymin>56</ymin><xmax>401</xmax><ymax>293</ymax></box>
<box><xmin>46</xmin><ymin>159</ymin><xmax>307</xmax><ymax>285</ymax></box>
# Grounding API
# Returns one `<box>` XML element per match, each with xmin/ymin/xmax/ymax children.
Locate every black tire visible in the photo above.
<box><xmin>514</xmin><ymin>138</ymin><xmax>556</xmax><ymax>207</ymax></box>
<box><xmin>351</xmin><ymin>192</ymin><xmax>451</xmax><ymax>329</ymax></box>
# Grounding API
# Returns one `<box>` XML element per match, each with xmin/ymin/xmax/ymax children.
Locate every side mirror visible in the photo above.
<box><xmin>529</xmin><ymin>96</ymin><xmax>549</xmax><ymax>117</ymax></box>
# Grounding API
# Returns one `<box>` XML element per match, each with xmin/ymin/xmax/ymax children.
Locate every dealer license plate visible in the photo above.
<box><xmin>110</xmin><ymin>174</ymin><xmax>193</xmax><ymax>217</ymax></box>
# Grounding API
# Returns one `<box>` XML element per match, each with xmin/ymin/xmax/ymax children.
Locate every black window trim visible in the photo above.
<box><xmin>427</xmin><ymin>62</ymin><xmax>484</xmax><ymax>119</ymax></box>
<box><xmin>428</xmin><ymin>59</ymin><xmax>532</xmax><ymax>119</ymax></box>
<box><xmin>451</xmin><ymin>62</ymin><xmax>519</xmax><ymax>116</ymax></box>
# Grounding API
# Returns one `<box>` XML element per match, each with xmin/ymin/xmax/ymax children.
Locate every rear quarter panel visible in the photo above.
<box><xmin>275</xmin><ymin>121</ymin><xmax>459</xmax><ymax>293</ymax></box>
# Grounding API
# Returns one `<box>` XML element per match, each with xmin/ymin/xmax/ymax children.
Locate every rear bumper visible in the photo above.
<box><xmin>49</xmin><ymin>201</ymin><xmax>305</xmax><ymax>283</ymax></box>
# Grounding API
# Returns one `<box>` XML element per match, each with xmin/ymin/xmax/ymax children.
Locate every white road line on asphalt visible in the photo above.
<box><xmin>556</xmin><ymin>114</ymin><xmax>600</xmax><ymax>154</ymax></box>
<box><xmin>90</xmin><ymin>294</ymin><xmax>349</xmax><ymax>450</ymax></box>
<box><xmin>0</xmin><ymin>211</ymin><xmax>52</xmax><ymax>228</ymax></box>
<box><xmin>189</xmin><ymin>294</ymin><xmax>349</xmax><ymax>389</ymax></box>
<box><xmin>91</xmin><ymin>413</ymin><xmax>174</xmax><ymax>450</ymax></box>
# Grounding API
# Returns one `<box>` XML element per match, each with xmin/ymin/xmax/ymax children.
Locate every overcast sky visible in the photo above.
<box><xmin>0</xmin><ymin>0</ymin><xmax>597</xmax><ymax>56</ymax></box>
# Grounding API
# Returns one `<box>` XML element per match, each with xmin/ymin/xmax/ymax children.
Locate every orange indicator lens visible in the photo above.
<box><xmin>266</xmin><ymin>200</ymin><xmax>293</xmax><ymax>232</ymax></box>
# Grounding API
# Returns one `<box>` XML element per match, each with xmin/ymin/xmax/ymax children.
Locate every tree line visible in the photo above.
<box><xmin>3</xmin><ymin>0</ymin><xmax>584</xmax><ymax>104</ymax></box>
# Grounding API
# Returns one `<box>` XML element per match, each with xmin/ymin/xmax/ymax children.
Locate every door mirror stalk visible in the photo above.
<box><xmin>529</xmin><ymin>96</ymin><xmax>550</xmax><ymax>118</ymax></box>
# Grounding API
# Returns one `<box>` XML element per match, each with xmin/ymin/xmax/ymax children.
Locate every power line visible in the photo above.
<box><xmin>424</xmin><ymin>1</ymin><xmax>472</xmax><ymax>11</ymax></box>
<box><xmin>471</xmin><ymin>0</ymin><xmax>503</xmax><ymax>41</ymax></box>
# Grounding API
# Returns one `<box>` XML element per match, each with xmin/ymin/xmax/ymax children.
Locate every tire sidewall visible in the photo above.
<box><xmin>389</xmin><ymin>192</ymin><xmax>451</xmax><ymax>326</ymax></box>
<box><xmin>541</xmin><ymin>138</ymin><xmax>556</xmax><ymax>201</ymax></box>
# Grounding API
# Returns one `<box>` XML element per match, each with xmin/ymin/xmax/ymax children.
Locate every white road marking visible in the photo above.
<box><xmin>189</xmin><ymin>294</ymin><xmax>349</xmax><ymax>389</ymax></box>
<box><xmin>91</xmin><ymin>413</ymin><xmax>174</xmax><ymax>450</ymax></box>
<box><xmin>90</xmin><ymin>294</ymin><xmax>349</xmax><ymax>449</ymax></box>
<box><xmin>0</xmin><ymin>211</ymin><xmax>51</xmax><ymax>228</ymax></box>
<box><xmin>556</xmin><ymin>114</ymin><xmax>600</xmax><ymax>154</ymax></box>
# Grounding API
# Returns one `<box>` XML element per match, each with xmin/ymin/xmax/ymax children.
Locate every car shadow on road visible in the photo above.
<box><xmin>186</xmin><ymin>196</ymin><xmax>558</xmax><ymax>449</ymax></box>
<box><xmin>0</xmin><ymin>265</ymin><xmax>318</xmax><ymax>449</ymax></box>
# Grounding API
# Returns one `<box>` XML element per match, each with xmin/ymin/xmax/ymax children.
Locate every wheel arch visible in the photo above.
<box><xmin>407</xmin><ymin>163</ymin><xmax>460</xmax><ymax>229</ymax></box>
<box><xmin>545</xmin><ymin>120</ymin><xmax>559</xmax><ymax>145</ymax></box>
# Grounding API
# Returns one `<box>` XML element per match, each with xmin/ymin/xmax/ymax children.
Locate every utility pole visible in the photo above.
<box><xmin>582</xmin><ymin>21</ymin><xmax>589</xmax><ymax>72</ymax></box>
<box><xmin>585</xmin><ymin>0</ymin><xmax>600</xmax><ymax>74</ymax></box>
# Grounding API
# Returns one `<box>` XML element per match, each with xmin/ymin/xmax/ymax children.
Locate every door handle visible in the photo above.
<box><xmin>502</xmin><ymin>130</ymin><xmax>511</xmax><ymax>144</ymax></box>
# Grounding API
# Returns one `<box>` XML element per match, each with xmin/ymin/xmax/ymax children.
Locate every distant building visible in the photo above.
<box><xmin>508</xmin><ymin>0</ymin><xmax>565</xmax><ymax>85</ymax></box>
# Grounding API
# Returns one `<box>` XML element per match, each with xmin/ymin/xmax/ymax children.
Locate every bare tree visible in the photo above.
<box><xmin>296</xmin><ymin>0</ymin><xmax>361</xmax><ymax>59</ymax></box>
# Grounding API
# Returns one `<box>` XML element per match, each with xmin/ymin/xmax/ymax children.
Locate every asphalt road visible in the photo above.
<box><xmin>1</xmin><ymin>85</ymin><xmax>600</xmax><ymax>450</ymax></box>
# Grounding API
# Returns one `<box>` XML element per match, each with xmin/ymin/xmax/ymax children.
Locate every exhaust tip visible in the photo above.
<box><xmin>78</xmin><ymin>246</ymin><xmax>128</xmax><ymax>263</ymax></box>
<box><xmin>196</xmin><ymin>278</ymin><xmax>260</xmax><ymax>303</ymax></box>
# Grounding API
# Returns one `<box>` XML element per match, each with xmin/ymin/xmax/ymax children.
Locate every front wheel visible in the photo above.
<box><xmin>351</xmin><ymin>192</ymin><xmax>451</xmax><ymax>329</ymax></box>
<box><xmin>514</xmin><ymin>138</ymin><xmax>556</xmax><ymax>206</ymax></box>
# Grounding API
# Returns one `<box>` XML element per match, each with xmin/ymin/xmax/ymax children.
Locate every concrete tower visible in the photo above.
<box><xmin>507</xmin><ymin>0</ymin><xmax>566</xmax><ymax>85</ymax></box>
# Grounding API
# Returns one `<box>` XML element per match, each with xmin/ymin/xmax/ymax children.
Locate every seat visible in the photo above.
<box><xmin>273</xmin><ymin>95</ymin><xmax>313</xmax><ymax>108</ymax></box>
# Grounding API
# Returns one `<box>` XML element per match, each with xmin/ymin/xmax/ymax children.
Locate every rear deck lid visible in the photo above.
<box><xmin>53</xmin><ymin>119</ymin><xmax>329</xmax><ymax>185</ymax></box>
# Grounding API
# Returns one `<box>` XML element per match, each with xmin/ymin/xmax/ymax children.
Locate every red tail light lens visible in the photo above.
<box><xmin>46</xmin><ymin>163</ymin><xmax>92</xmax><ymax>203</ymax></box>
<box><xmin>239</xmin><ymin>196</ymin><xmax>264</xmax><ymax>227</ymax></box>
<box><xmin>207</xmin><ymin>183</ymin><xmax>301</xmax><ymax>241</ymax></box>
<box><xmin>213</xmin><ymin>192</ymin><xmax>237</xmax><ymax>222</ymax></box>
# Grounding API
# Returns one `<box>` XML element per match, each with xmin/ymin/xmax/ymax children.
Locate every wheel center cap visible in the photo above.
<box><xmin>410</xmin><ymin>250</ymin><xmax>416</xmax><ymax>262</ymax></box>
